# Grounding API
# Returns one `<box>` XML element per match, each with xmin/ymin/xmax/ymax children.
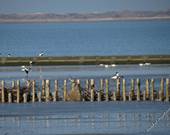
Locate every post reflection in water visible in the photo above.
<box><xmin>1</xmin><ymin>111</ymin><xmax>170</xmax><ymax>135</ymax></box>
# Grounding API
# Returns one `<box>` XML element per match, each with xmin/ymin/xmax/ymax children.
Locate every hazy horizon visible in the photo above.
<box><xmin>0</xmin><ymin>0</ymin><xmax>170</xmax><ymax>14</ymax></box>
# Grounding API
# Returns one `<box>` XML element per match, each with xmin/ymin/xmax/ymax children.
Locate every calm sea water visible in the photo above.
<box><xmin>0</xmin><ymin>20</ymin><xmax>170</xmax><ymax>56</ymax></box>
<box><xmin>0</xmin><ymin>102</ymin><xmax>170</xmax><ymax>135</ymax></box>
<box><xmin>0</xmin><ymin>21</ymin><xmax>170</xmax><ymax>135</ymax></box>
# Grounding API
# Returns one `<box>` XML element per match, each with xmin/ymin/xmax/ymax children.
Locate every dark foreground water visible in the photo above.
<box><xmin>0</xmin><ymin>102</ymin><xmax>170</xmax><ymax>135</ymax></box>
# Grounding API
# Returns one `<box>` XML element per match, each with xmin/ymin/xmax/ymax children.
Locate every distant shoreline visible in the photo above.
<box><xmin>0</xmin><ymin>10</ymin><xmax>170</xmax><ymax>23</ymax></box>
<box><xmin>0</xmin><ymin>16</ymin><xmax>170</xmax><ymax>23</ymax></box>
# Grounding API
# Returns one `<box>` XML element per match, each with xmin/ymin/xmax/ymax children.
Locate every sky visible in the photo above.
<box><xmin>0</xmin><ymin>0</ymin><xmax>170</xmax><ymax>13</ymax></box>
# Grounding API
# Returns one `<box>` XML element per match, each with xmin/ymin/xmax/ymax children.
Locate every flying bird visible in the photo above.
<box><xmin>39</xmin><ymin>52</ymin><xmax>44</xmax><ymax>56</ymax></box>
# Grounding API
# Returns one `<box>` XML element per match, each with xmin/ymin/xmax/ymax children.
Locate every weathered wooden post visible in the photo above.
<box><xmin>38</xmin><ymin>91</ymin><xmax>41</xmax><ymax>102</ymax></box>
<box><xmin>16</xmin><ymin>80</ymin><xmax>20</xmax><ymax>103</ymax></box>
<box><xmin>1</xmin><ymin>80</ymin><xmax>5</xmax><ymax>103</ymax></box>
<box><xmin>159</xmin><ymin>78</ymin><xmax>164</xmax><ymax>101</ymax></box>
<box><xmin>90</xmin><ymin>79</ymin><xmax>95</xmax><ymax>102</ymax></box>
<box><xmin>42</xmin><ymin>80</ymin><xmax>46</xmax><ymax>99</ymax></box>
<box><xmin>105</xmin><ymin>79</ymin><xmax>109</xmax><ymax>101</ymax></box>
<box><xmin>12</xmin><ymin>80</ymin><xmax>15</xmax><ymax>89</ymax></box>
<box><xmin>151</xmin><ymin>79</ymin><xmax>155</xmax><ymax>101</ymax></box>
<box><xmin>32</xmin><ymin>80</ymin><xmax>36</xmax><ymax>102</ymax></box>
<box><xmin>116</xmin><ymin>78</ymin><xmax>121</xmax><ymax>100</ymax></box>
<box><xmin>53</xmin><ymin>80</ymin><xmax>58</xmax><ymax>102</ymax></box>
<box><xmin>63</xmin><ymin>80</ymin><xmax>67</xmax><ymax>101</ymax></box>
<box><xmin>99</xmin><ymin>79</ymin><xmax>103</xmax><ymax>101</ymax></box>
<box><xmin>97</xmin><ymin>91</ymin><xmax>101</xmax><ymax>102</ymax></box>
<box><xmin>85</xmin><ymin>79</ymin><xmax>89</xmax><ymax>91</ymax></box>
<box><xmin>166</xmin><ymin>78</ymin><xmax>169</xmax><ymax>102</ymax></box>
<box><xmin>8</xmin><ymin>92</ymin><xmax>12</xmax><ymax>103</ymax></box>
<box><xmin>129</xmin><ymin>91</ymin><xmax>132</xmax><ymax>101</ymax></box>
<box><xmin>23</xmin><ymin>93</ymin><xmax>27</xmax><ymax>103</ymax></box>
<box><xmin>130</xmin><ymin>79</ymin><xmax>135</xmax><ymax>100</ymax></box>
<box><xmin>122</xmin><ymin>79</ymin><xmax>126</xmax><ymax>101</ymax></box>
<box><xmin>145</xmin><ymin>79</ymin><xmax>150</xmax><ymax>100</ymax></box>
<box><xmin>45</xmin><ymin>80</ymin><xmax>50</xmax><ymax>102</ymax></box>
<box><xmin>77</xmin><ymin>79</ymin><xmax>81</xmax><ymax>101</ymax></box>
<box><xmin>136</xmin><ymin>78</ymin><xmax>140</xmax><ymax>101</ymax></box>
<box><xmin>113</xmin><ymin>91</ymin><xmax>116</xmax><ymax>101</ymax></box>
<box><xmin>143</xmin><ymin>91</ymin><xmax>146</xmax><ymax>101</ymax></box>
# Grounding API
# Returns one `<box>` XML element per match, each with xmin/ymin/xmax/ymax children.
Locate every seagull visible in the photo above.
<box><xmin>39</xmin><ymin>52</ymin><xmax>44</xmax><ymax>56</ymax></box>
<box><xmin>144</xmin><ymin>63</ymin><xmax>151</xmax><ymax>66</ymax></box>
<box><xmin>111</xmin><ymin>64</ymin><xmax>116</xmax><ymax>67</ymax></box>
<box><xmin>139</xmin><ymin>63</ymin><xmax>144</xmax><ymax>66</ymax></box>
<box><xmin>104</xmin><ymin>65</ymin><xmax>109</xmax><ymax>68</ymax></box>
<box><xmin>111</xmin><ymin>72</ymin><xmax>123</xmax><ymax>80</ymax></box>
<box><xmin>7</xmin><ymin>54</ymin><xmax>11</xmax><ymax>57</ymax></box>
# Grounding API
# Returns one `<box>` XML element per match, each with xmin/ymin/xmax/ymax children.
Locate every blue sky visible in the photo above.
<box><xmin>0</xmin><ymin>0</ymin><xmax>170</xmax><ymax>13</ymax></box>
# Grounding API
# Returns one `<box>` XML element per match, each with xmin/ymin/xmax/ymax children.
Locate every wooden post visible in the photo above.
<box><xmin>32</xmin><ymin>80</ymin><xmax>36</xmax><ymax>102</ymax></box>
<box><xmin>23</xmin><ymin>93</ymin><xmax>27</xmax><ymax>103</ymax></box>
<box><xmin>1</xmin><ymin>80</ymin><xmax>5</xmax><ymax>103</ymax></box>
<box><xmin>116</xmin><ymin>78</ymin><xmax>121</xmax><ymax>100</ymax></box>
<box><xmin>90</xmin><ymin>79</ymin><xmax>95</xmax><ymax>102</ymax></box>
<box><xmin>105</xmin><ymin>79</ymin><xmax>109</xmax><ymax>101</ymax></box>
<box><xmin>99</xmin><ymin>79</ymin><xmax>103</xmax><ymax>101</ymax></box>
<box><xmin>42</xmin><ymin>80</ymin><xmax>46</xmax><ymax>98</ymax></box>
<box><xmin>8</xmin><ymin>92</ymin><xmax>12</xmax><ymax>103</ymax></box>
<box><xmin>113</xmin><ymin>91</ymin><xmax>116</xmax><ymax>101</ymax></box>
<box><xmin>45</xmin><ymin>80</ymin><xmax>50</xmax><ymax>102</ymax></box>
<box><xmin>151</xmin><ymin>79</ymin><xmax>155</xmax><ymax>101</ymax></box>
<box><xmin>85</xmin><ymin>79</ymin><xmax>89</xmax><ymax>91</ymax></box>
<box><xmin>145</xmin><ymin>79</ymin><xmax>150</xmax><ymax>100</ymax></box>
<box><xmin>122</xmin><ymin>79</ymin><xmax>126</xmax><ymax>101</ymax></box>
<box><xmin>159</xmin><ymin>78</ymin><xmax>164</xmax><ymax>101</ymax></box>
<box><xmin>136</xmin><ymin>78</ymin><xmax>140</xmax><ymax>101</ymax></box>
<box><xmin>130</xmin><ymin>79</ymin><xmax>135</xmax><ymax>100</ymax></box>
<box><xmin>77</xmin><ymin>79</ymin><xmax>81</xmax><ymax>101</ymax></box>
<box><xmin>53</xmin><ymin>80</ymin><xmax>58</xmax><ymax>101</ymax></box>
<box><xmin>97</xmin><ymin>92</ymin><xmax>101</xmax><ymax>102</ymax></box>
<box><xmin>63</xmin><ymin>80</ymin><xmax>67</xmax><ymax>101</ymax></box>
<box><xmin>16</xmin><ymin>80</ymin><xmax>20</xmax><ymax>103</ymax></box>
<box><xmin>143</xmin><ymin>91</ymin><xmax>146</xmax><ymax>101</ymax></box>
<box><xmin>11</xmin><ymin>80</ymin><xmax>15</xmax><ymax>102</ymax></box>
<box><xmin>38</xmin><ymin>91</ymin><xmax>41</xmax><ymax>102</ymax></box>
<box><xmin>129</xmin><ymin>91</ymin><xmax>132</xmax><ymax>101</ymax></box>
<box><xmin>12</xmin><ymin>80</ymin><xmax>15</xmax><ymax>89</ymax></box>
<box><xmin>166</xmin><ymin>78</ymin><xmax>169</xmax><ymax>102</ymax></box>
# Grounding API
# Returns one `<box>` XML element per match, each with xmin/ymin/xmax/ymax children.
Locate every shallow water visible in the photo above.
<box><xmin>0</xmin><ymin>102</ymin><xmax>170</xmax><ymax>135</ymax></box>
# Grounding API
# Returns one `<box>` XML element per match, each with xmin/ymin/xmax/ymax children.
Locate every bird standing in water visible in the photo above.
<box><xmin>21</xmin><ymin>61</ymin><xmax>32</xmax><ymax>79</ymax></box>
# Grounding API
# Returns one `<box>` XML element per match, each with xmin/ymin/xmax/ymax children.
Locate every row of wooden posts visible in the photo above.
<box><xmin>0</xmin><ymin>78</ymin><xmax>170</xmax><ymax>103</ymax></box>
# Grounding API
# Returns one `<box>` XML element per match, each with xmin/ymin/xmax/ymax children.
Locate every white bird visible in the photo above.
<box><xmin>144</xmin><ymin>63</ymin><xmax>151</xmax><ymax>66</ymax></box>
<box><xmin>139</xmin><ymin>63</ymin><xmax>144</xmax><ymax>66</ymax></box>
<box><xmin>99</xmin><ymin>64</ymin><xmax>104</xmax><ymax>66</ymax></box>
<box><xmin>111</xmin><ymin>72</ymin><xmax>123</xmax><ymax>80</ymax></box>
<box><xmin>21</xmin><ymin>66</ymin><xmax>31</xmax><ymax>75</ymax></box>
<box><xmin>104</xmin><ymin>65</ymin><xmax>109</xmax><ymax>68</ymax></box>
<box><xmin>7</xmin><ymin>54</ymin><xmax>11</xmax><ymax>57</ymax></box>
<box><xmin>111</xmin><ymin>64</ymin><xmax>116</xmax><ymax>67</ymax></box>
<box><xmin>39</xmin><ymin>52</ymin><xmax>44</xmax><ymax>56</ymax></box>
<box><xmin>21</xmin><ymin>61</ymin><xmax>32</xmax><ymax>78</ymax></box>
